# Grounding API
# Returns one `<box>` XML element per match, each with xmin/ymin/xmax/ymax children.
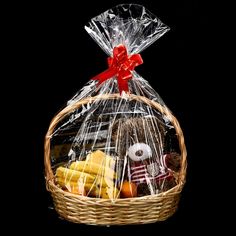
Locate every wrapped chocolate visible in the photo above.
<box><xmin>44</xmin><ymin>4</ymin><xmax>187</xmax><ymax>225</ymax></box>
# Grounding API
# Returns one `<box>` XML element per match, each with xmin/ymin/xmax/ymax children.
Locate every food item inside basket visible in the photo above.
<box><xmin>164</xmin><ymin>152</ymin><xmax>181</xmax><ymax>172</ymax></box>
<box><xmin>112</xmin><ymin>116</ymin><xmax>178</xmax><ymax>196</ymax></box>
<box><xmin>120</xmin><ymin>181</ymin><xmax>137</xmax><ymax>198</ymax></box>
<box><xmin>70</xmin><ymin>151</ymin><xmax>116</xmax><ymax>179</ymax></box>
<box><xmin>54</xmin><ymin>113</ymin><xmax>181</xmax><ymax>199</ymax></box>
<box><xmin>55</xmin><ymin>150</ymin><xmax>120</xmax><ymax>199</ymax></box>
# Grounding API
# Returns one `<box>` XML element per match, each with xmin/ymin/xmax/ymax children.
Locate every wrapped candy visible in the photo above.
<box><xmin>44</xmin><ymin>4</ymin><xmax>187</xmax><ymax>225</ymax></box>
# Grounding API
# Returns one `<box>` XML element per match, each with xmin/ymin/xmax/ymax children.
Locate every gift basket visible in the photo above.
<box><xmin>44</xmin><ymin>4</ymin><xmax>187</xmax><ymax>225</ymax></box>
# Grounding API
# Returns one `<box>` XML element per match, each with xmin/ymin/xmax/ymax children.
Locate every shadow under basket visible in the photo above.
<box><xmin>44</xmin><ymin>94</ymin><xmax>187</xmax><ymax>225</ymax></box>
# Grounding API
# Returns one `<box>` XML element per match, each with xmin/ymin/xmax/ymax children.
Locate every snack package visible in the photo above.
<box><xmin>45</xmin><ymin>4</ymin><xmax>186</xmax><ymax>202</ymax></box>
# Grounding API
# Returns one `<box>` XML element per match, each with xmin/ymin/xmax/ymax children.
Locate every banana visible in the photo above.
<box><xmin>86</xmin><ymin>150</ymin><xmax>106</xmax><ymax>165</ymax></box>
<box><xmin>57</xmin><ymin>176</ymin><xmax>118</xmax><ymax>199</ymax></box>
<box><xmin>87</xmin><ymin>186</ymin><xmax>101</xmax><ymax>197</ymax></box>
<box><xmin>70</xmin><ymin>161</ymin><xmax>117</xmax><ymax>179</ymax></box>
<box><xmin>55</xmin><ymin>150</ymin><xmax>120</xmax><ymax>199</ymax></box>
<box><xmin>56</xmin><ymin>175</ymin><xmax>115</xmax><ymax>189</ymax></box>
<box><xmin>63</xmin><ymin>184</ymin><xmax>86</xmax><ymax>195</ymax></box>
<box><xmin>99</xmin><ymin>186</ymin><xmax>120</xmax><ymax>199</ymax></box>
<box><xmin>56</xmin><ymin>167</ymin><xmax>95</xmax><ymax>183</ymax></box>
<box><xmin>57</xmin><ymin>175</ymin><xmax>120</xmax><ymax>199</ymax></box>
<box><xmin>56</xmin><ymin>177</ymin><xmax>96</xmax><ymax>189</ymax></box>
<box><xmin>86</xmin><ymin>150</ymin><xmax>116</xmax><ymax>168</ymax></box>
<box><xmin>87</xmin><ymin>186</ymin><xmax>120</xmax><ymax>199</ymax></box>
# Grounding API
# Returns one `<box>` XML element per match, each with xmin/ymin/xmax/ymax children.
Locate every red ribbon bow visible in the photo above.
<box><xmin>91</xmin><ymin>45</ymin><xmax>143</xmax><ymax>94</ymax></box>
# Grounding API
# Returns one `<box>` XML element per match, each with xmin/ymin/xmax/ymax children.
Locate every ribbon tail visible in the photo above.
<box><xmin>91</xmin><ymin>68</ymin><xmax>117</xmax><ymax>86</ymax></box>
<box><xmin>117</xmin><ymin>75</ymin><xmax>129</xmax><ymax>95</ymax></box>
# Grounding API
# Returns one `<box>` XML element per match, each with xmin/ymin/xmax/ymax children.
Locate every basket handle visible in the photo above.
<box><xmin>44</xmin><ymin>93</ymin><xmax>187</xmax><ymax>184</ymax></box>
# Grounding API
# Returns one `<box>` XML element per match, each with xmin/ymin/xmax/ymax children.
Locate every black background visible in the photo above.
<box><xmin>13</xmin><ymin>0</ymin><xmax>221</xmax><ymax>234</ymax></box>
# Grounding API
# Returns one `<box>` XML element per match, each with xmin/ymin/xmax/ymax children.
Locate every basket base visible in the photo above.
<box><xmin>48</xmin><ymin>181</ymin><xmax>182</xmax><ymax>225</ymax></box>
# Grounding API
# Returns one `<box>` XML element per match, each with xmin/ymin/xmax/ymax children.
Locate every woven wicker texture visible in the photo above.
<box><xmin>44</xmin><ymin>93</ymin><xmax>187</xmax><ymax>225</ymax></box>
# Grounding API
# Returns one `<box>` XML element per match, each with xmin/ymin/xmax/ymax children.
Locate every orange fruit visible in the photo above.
<box><xmin>121</xmin><ymin>181</ymin><xmax>137</xmax><ymax>198</ymax></box>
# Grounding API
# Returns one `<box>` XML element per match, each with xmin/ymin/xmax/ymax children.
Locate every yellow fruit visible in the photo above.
<box><xmin>86</xmin><ymin>150</ymin><xmax>115</xmax><ymax>168</ymax></box>
<box><xmin>70</xmin><ymin>188</ymin><xmax>86</xmax><ymax>196</ymax></box>
<box><xmin>56</xmin><ymin>177</ymin><xmax>96</xmax><ymax>189</ymax></box>
<box><xmin>70</xmin><ymin>161</ymin><xmax>117</xmax><ymax>179</ymax></box>
<box><xmin>100</xmin><ymin>186</ymin><xmax>120</xmax><ymax>199</ymax></box>
<box><xmin>56</xmin><ymin>167</ymin><xmax>95</xmax><ymax>183</ymax></box>
<box><xmin>86</xmin><ymin>150</ymin><xmax>106</xmax><ymax>165</ymax></box>
<box><xmin>96</xmin><ymin>176</ymin><xmax>115</xmax><ymax>188</ymax></box>
<box><xmin>64</xmin><ymin>184</ymin><xmax>86</xmax><ymax>196</ymax></box>
<box><xmin>55</xmin><ymin>150</ymin><xmax>119</xmax><ymax>199</ymax></box>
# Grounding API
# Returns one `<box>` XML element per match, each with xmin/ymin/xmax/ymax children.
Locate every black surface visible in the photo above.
<box><xmin>14</xmin><ymin>0</ymin><xmax>218</xmax><ymax>233</ymax></box>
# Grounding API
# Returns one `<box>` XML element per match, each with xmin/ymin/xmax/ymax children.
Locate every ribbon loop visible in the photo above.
<box><xmin>91</xmin><ymin>44</ymin><xmax>143</xmax><ymax>94</ymax></box>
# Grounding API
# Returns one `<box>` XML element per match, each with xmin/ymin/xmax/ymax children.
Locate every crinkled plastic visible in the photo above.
<box><xmin>48</xmin><ymin>4</ymin><xmax>183</xmax><ymax>201</ymax></box>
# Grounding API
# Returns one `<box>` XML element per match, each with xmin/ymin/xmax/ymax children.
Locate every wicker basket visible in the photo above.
<box><xmin>44</xmin><ymin>93</ymin><xmax>187</xmax><ymax>225</ymax></box>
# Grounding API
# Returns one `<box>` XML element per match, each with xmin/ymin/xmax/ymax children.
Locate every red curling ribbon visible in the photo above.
<box><xmin>91</xmin><ymin>44</ymin><xmax>143</xmax><ymax>94</ymax></box>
